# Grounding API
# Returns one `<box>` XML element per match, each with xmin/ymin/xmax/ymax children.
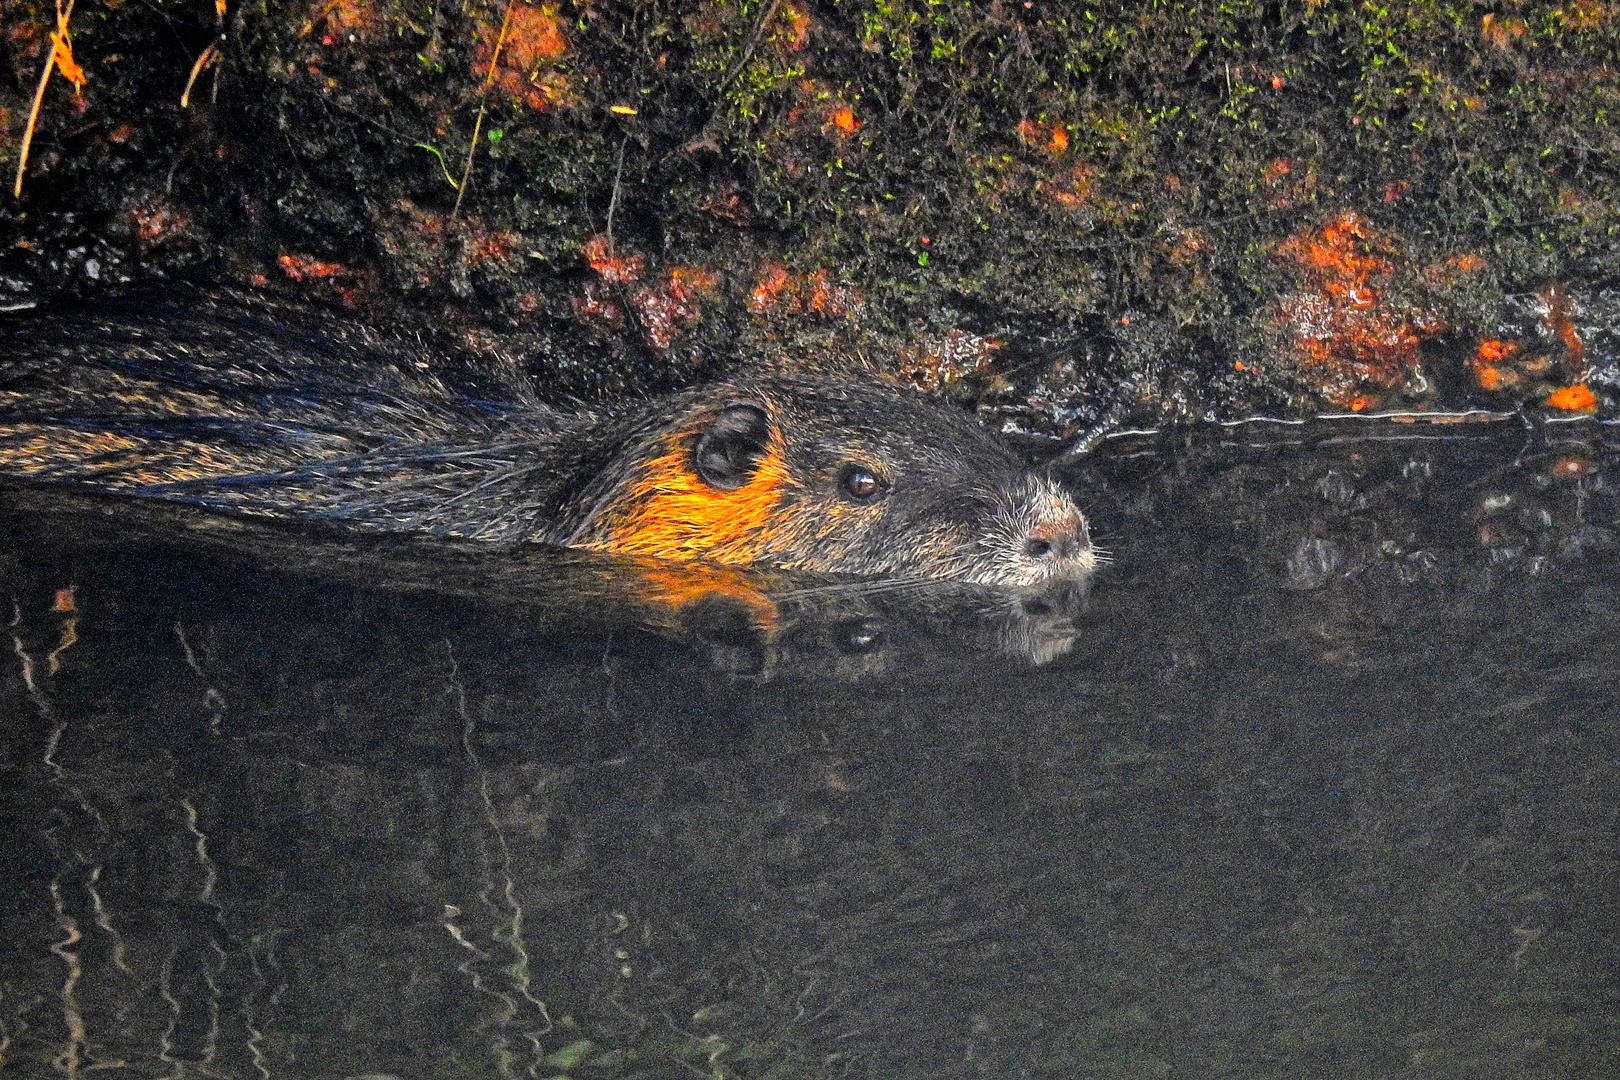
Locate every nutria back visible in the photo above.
<box><xmin>0</xmin><ymin>290</ymin><xmax>1096</xmax><ymax>589</ymax></box>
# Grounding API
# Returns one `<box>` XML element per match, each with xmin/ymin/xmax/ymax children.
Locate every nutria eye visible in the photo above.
<box><xmin>838</xmin><ymin>464</ymin><xmax>887</xmax><ymax>504</ymax></box>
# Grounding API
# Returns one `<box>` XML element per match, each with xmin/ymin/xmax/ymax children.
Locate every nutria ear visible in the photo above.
<box><xmin>693</xmin><ymin>403</ymin><xmax>772</xmax><ymax>490</ymax></box>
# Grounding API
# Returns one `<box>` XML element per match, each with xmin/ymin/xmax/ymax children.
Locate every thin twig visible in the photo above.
<box><xmin>716</xmin><ymin>0</ymin><xmax>784</xmax><ymax>96</ymax></box>
<box><xmin>452</xmin><ymin>0</ymin><xmax>516</xmax><ymax>219</ymax></box>
<box><xmin>601</xmin><ymin>135</ymin><xmax>647</xmax><ymax>358</ymax></box>
<box><xmin>211</xmin><ymin>0</ymin><xmax>227</xmax><ymax>105</ymax></box>
<box><xmin>604</xmin><ymin>136</ymin><xmax>626</xmax><ymax>253</ymax></box>
<box><xmin>451</xmin><ymin>107</ymin><xmax>486</xmax><ymax>216</ymax></box>
<box><xmin>15</xmin><ymin>0</ymin><xmax>78</xmax><ymax>199</ymax></box>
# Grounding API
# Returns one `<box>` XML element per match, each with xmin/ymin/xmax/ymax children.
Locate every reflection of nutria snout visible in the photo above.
<box><xmin>0</xmin><ymin>290</ymin><xmax>1096</xmax><ymax>588</ymax></box>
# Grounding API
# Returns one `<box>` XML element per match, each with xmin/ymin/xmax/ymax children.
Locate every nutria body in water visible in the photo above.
<box><xmin>0</xmin><ymin>290</ymin><xmax>1095</xmax><ymax>589</ymax></box>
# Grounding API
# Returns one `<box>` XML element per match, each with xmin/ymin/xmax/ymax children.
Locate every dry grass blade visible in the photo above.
<box><xmin>14</xmin><ymin>0</ymin><xmax>81</xmax><ymax>199</ymax></box>
<box><xmin>181</xmin><ymin>42</ymin><xmax>222</xmax><ymax>108</ymax></box>
<box><xmin>451</xmin><ymin>0</ymin><xmax>517</xmax><ymax>219</ymax></box>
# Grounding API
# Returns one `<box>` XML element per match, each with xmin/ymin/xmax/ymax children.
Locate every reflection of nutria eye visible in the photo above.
<box><xmin>838</xmin><ymin>464</ymin><xmax>888</xmax><ymax>504</ymax></box>
<box><xmin>835</xmin><ymin>618</ymin><xmax>885</xmax><ymax>654</ymax></box>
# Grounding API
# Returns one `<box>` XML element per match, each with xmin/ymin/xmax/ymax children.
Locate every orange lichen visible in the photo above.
<box><xmin>582</xmin><ymin>432</ymin><xmax>798</xmax><ymax>564</ymax></box>
<box><xmin>1466</xmin><ymin>339</ymin><xmax>1523</xmax><ymax>392</ymax></box>
<box><xmin>276</xmin><ymin>252</ymin><xmax>368</xmax><ymax>305</ymax></box>
<box><xmin>580</xmin><ymin>234</ymin><xmax>644</xmax><ymax>284</ymax></box>
<box><xmin>464</xmin><ymin>230</ymin><xmax>510</xmax><ymax>263</ymax></box>
<box><xmin>752</xmin><ymin>264</ymin><xmax>793</xmax><ymax>311</ymax></box>
<box><xmin>803</xmin><ymin>270</ymin><xmax>859</xmax><ymax>315</ymax></box>
<box><xmin>1166</xmin><ymin>227</ymin><xmax>1207</xmax><ymax>263</ymax></box>
<box><xmin>771</xmin><ymin>79</ymin><xmax>866</xmax><ymax>149</ymax></box>
<box><xmin>666</xmin><ymin>266</ymin><xmax>722</xmax><ymax>301</ymax></box>
<box><xmin>475</xmin><ymin>2</ymin><xmax>571</xmax><ymax>111</ymax></box>
<box><xmin>1539</xmin><ymin>281</ymin><xmax>1585</xmax><ymax>375</ymax></box>
<box><xmin>1545</xmin><ymin>384</ymin><xmax>1597</xmax><ymax>411</ymax></box>
<box><xmin>1268</xmin><ymin>211</ymin><xmax>1446</xmax><ymax>405</ymax></box>
<box><xmin>131</xmin><ymin>197</ymin><xmax>192</xmax><ymax>247</ymax></box>
<box><xmin>1461</xmin><ymin>286</ymin><xmax>1590</xmax><ymax>401</ymax></box>
<box><xmin>631</xmin><ymin>267</ymin><xmax>722</xmax><ymax>351</ymax></box>
<box><xmin>1481</xmin><ymin>12</ymin><xmax>1528</xmax><ymax>49</ymax></box>
<box><xmin>576</xmin><ymin>239</ymin><xmax>720</xmax><ymax>350</ymax></box>
<box><xmin>1015</xmin><ymin>120</ymin><xmax>1069</xmax><ymax>156</ymax></box>
<box><xmin>52</xmin><ymin>588</ymin><xmax>75</xmax><ymax>613</ymax></box>
<box><xmin>278</xmin><ymin>253</ymin><xmax>350</xmax><ymax>280</ymax></box>
<box><xmin>774</xmin><ymin>2</ymin><xmax>811</xmax><ymax>50</ymax></box>
<box><xmin>374</xmin><ymin>198</ymin><xmax>458</xmax><ymax>289</ymax></box>
<box><xmin>1261</xmin><ymin>157</ymin><xmax>1324</xmax><ymax>209</ymax></box>
<box><xmin>304</xmin><ymin>0</ymin><xmax>384</xmax><ymax>42</ymax></box>
<box><xmin>749</xmin><ymin>265</ymin><xmax>861</xmax><ymax>318</ymax></box>
<box><xmin>1046</xmin><ymin>163</ymin><xmax>1098</xmax><ymax>212</ymax></box>
<box><xmin>1277</xmin><ymin>210</ymin><xmax>1391</xmax><ymax>283</ymax></box>
<box><xmin>1555</xmin><ymin>186</ymin><xmax>1604</xmax><ymax>220</ymax></box>
<box><xmin>1423</xmin><ymin>252</ymin><xmax>1489</xmax><ymax>286</ymax></box>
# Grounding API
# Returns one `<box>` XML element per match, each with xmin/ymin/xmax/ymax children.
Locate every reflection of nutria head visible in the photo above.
<box><xmin>557</xmin><ymin>371</ymin><xmax>1097</xmax><ymax>588</ymax></box>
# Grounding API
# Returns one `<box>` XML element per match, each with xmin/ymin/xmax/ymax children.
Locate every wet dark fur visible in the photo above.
<box><xmin>0</xmin><ymin>290</ymin><xmax>1095</xmax><ymax>587</ymax></box>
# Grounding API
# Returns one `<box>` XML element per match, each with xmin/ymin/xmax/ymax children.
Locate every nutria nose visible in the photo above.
<box><xmin>1023</xmin><ymin>520</ymin><xmax>1088</xmax><ymax>562</ymax></box>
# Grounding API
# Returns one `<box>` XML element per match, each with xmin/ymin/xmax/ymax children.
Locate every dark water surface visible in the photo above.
<box><xmin>2</xmin><ymin>418</ymin><xmax>1617</xmax><ymax>1080</ymax></box>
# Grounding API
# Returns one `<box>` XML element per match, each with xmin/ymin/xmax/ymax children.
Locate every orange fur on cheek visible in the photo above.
<box><xmin>579</xmin><ymin>435</ymin><xmax>797</xmax><ymax>564</ymax></box>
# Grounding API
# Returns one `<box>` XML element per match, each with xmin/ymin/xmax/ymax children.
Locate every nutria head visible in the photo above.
<box><xmin>559</xmin><ymin>371</ymin><xmax>1097</xmax><ymax>589</ymax></box>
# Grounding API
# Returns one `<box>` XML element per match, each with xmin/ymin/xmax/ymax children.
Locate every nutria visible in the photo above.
<box><xmin>0</xmin><ymin>289</ymin><xmax>1096</xmax><ymax>589</ymax></box>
